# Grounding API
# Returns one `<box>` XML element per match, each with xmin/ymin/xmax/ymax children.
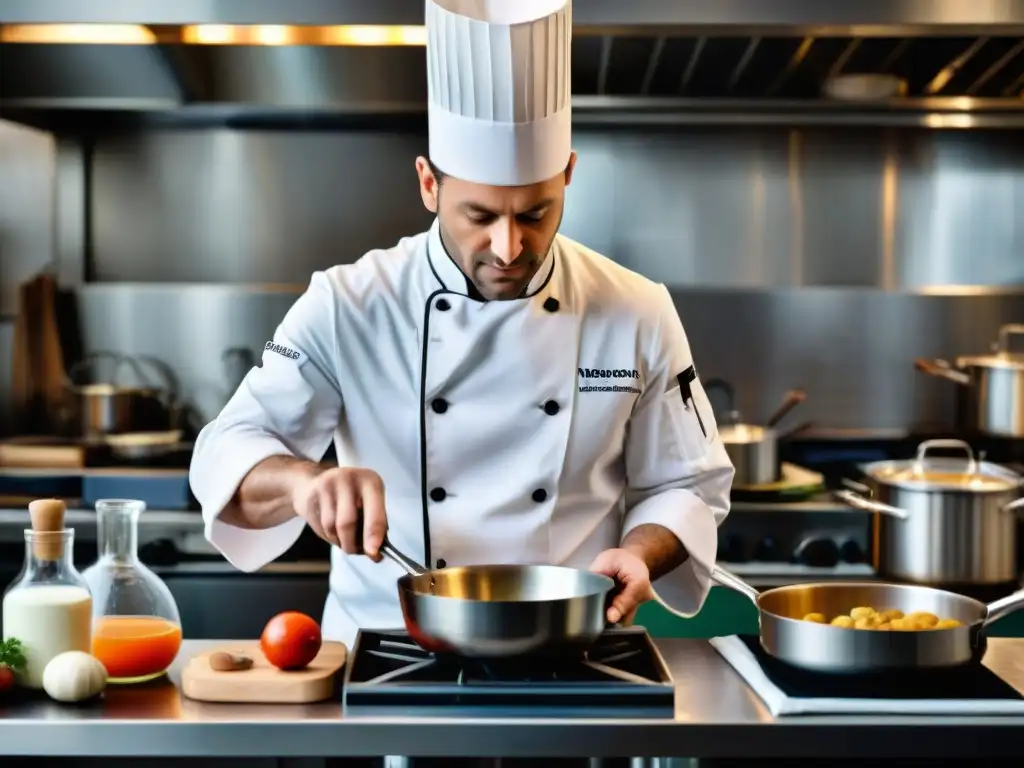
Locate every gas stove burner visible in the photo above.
<box><xmin>342</xmin><ymin>626</ymin><xmax>675</xmax><ymax>718</ymax></box>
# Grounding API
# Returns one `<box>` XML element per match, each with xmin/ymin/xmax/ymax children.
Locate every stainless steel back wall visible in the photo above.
<box><xmin>73</xmin><ymin>284</ymin><xmax>1024</xmax><ymax>432</ymax></box>
<box><xmin>51</xmin><ymin>125</ymin><xmax>1024</xmax><ymax>432</ymax></box>
<box><xmin>89</xmin><ymin>126</ymin><xmax>1024</xmax><ymax>289</ymax></box>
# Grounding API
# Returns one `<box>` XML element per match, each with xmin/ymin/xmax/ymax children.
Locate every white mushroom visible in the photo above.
<box><xmin>42</xmin><ymin>651</ymin><xmax>107</xmax><ymax>703</ymax></box>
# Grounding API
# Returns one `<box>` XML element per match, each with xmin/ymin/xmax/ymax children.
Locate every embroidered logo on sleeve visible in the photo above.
<box><xmin>265</xmin><ymin>341</ymin><xmax>301</xmax><ymax>361</ymax></box>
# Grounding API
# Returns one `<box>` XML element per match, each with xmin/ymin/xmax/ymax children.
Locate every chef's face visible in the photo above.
<box><xmin>415</xmin><ymin>153</ymin><xmax>577</xmax><ymax>301</ymax></box>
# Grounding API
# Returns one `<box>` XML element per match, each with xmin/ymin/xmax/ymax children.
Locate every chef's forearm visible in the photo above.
<box><xmin>621</xmin><ymin>523</ymin><xmax>688</xmax><ymax>581</ymax></box>
<box><xmin>225</xmin><ymin>455</ymin><xmax>322</xmax><ymax>529</ymax></box>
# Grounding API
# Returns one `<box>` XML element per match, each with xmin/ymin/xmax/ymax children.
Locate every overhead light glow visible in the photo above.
<box><xmin>0</xmin><ymin>24</ymin><xmax>425</xmax><ymax>46</ymax></box>
<box><xmin>180</xmin><ymin>25</ymin><xmax>427</xmax><ymax>46</ymax></box>
<box><xmin>0</xmin><ymin>24</ymin><xmax>157</xmax><ymax>44</ymax></box>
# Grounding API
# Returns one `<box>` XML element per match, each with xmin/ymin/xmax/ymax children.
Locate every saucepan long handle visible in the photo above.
<box><xmin>354</xmin><ymin>509</ymin><xmax>428</xmax><ymax>576</ymax></box>
<box><xmin>913</xmin><ymin>358</ymin><xmax>971</xmax><ymax>386</ymax></box>
<box><xmin>710</xmin><ymin>565</ymin><xmax>761</xmax><ymax>605</ymax></box>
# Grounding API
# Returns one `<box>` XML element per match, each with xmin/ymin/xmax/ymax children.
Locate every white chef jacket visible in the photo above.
<box><xmin>189</xmin><ymin>219</ymin><xmax>734</xmax><ymax>647</ymax></box>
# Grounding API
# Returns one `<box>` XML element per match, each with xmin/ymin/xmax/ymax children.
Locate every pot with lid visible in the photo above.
<box><xmin>914</xmin><ymin>323</ymin><xmax>1024</xmax><ymax>438</ymax></box>
<box><xmin>703</xmin><ymin>378</ymin><xmax>809</xmax><ymax>488</ymax></box>
<box><xmin>834</xmin><ymin>439</ymin><xmax>1024</xmax><ymax>585</ymax></box>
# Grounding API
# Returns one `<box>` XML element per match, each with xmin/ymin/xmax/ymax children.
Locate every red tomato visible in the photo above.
<box><xmin>0</xmin><ymin>666</ymin><xmax>14</xmax><ymax>693</ymax></box>
<box><xmin>260</xmin><ymin>611</ymin><xmax>322</xmax><ymax>670</ymax></box>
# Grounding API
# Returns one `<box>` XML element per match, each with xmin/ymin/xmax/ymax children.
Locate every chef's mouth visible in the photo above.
<box><xmin>480</xmin><ymin>261</ymin><xmax>532</xmax><ymax>278</ymax></box>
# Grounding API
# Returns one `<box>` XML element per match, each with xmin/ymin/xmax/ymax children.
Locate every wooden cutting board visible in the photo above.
<box><xmin>181</xmin><ymin>641</ymin><xmax>348</xmax><ymax>704</ymax></box>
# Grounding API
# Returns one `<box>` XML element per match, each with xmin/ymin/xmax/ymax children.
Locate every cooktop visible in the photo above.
<box><xmin>342</xmin><ymin>626</ymin><xmax>675</xmax><ymax>718</ymax></box>
<box><xmin>711</xmin><ymin>634</ymin><xmax>1024</xmax><ymax>716</ymax></box>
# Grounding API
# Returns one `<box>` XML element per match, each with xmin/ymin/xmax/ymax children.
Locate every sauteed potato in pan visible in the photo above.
<box><xmin>711</xmin><ymin>564</ymin><xmax>1024</xmax><ymax>673</ymax></box>
<box><xmin>801</xmin><ymin>607</ymin><xmax>962</xmax><ymax>630</ymax></box>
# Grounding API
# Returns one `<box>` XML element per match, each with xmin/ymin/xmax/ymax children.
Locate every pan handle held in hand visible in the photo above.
<box><xmin>353</xmin><ymin>508</ymin><xmax>427</xmax><ymax>577</ymax></box>
<box><xmin>378</xmin><ymin>535</ymin><xmax>428</xmax><ymax>577</ymax></box>
<box><xmin>710</xmin><ymin>565</ymin><xmax>761</xmax><ymax>605</ymax></box>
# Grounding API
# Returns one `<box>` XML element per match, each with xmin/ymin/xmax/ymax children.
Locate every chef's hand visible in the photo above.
<box><xmin>291</xmin><ymin>466</ymin><xmax>388</xmax><ymax>561</ymax></box>
<box><xmin>589</xmin><ymin>548</ymin><xmax>655</xmax><ymax>625</ymax></box>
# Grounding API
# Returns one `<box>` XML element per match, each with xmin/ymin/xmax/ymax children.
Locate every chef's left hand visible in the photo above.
<box><xmin>589</xmin><ymin>548</ymin><xmax>654</xmax><ymax>625</ymax></box>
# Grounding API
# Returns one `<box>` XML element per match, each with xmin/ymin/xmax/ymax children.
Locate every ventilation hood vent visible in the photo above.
<box><xmin>2</xmin><ymin>0</ymin><xmax>1024</xmax><ymax>128</ymax></box>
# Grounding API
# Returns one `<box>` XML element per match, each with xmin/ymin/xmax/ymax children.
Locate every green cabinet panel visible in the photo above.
<box><xmin>638</xmin><ymin>586</ymin><xmax>1024</xmax><ymax>638</ymax></box>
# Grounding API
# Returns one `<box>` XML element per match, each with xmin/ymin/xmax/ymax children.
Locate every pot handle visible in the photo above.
<box><xmin>913</xmin><ymin>358</ymin><xmax>971</xmax><ymax>386</ymax></box>
<box><xmin>914</xmin><ymin>438</ymin><xmax>977</xmax><ymax>475</ymax></box>
<box><xmin>65</xmin><ymin>351</ymin><xmax>123</xmax><ymax>387</ymax></box>
<box><xmin>1003</xmin><ymin>497</ymin><xmax>1024</xmax><ymax>514</ymax></box>
<box><xmin>710</xmin><ymin>565</ymin><xmax>761</xmax><ymax>605</ymax></box>
<box><xmin>833</xmin><ymin>489</ymin><xmax>910</xmax><ymax>520</ymax></box>
<box><xmin>983</xmin><ymin>586</ymin><xmax>1024</xmax><ymax>628</ymax></box>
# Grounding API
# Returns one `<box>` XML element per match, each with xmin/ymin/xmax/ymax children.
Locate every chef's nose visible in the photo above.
<box><xmin>490</xmin><ymin>218</ymin><xmax>524</xmax><ymax>265</ymax></box>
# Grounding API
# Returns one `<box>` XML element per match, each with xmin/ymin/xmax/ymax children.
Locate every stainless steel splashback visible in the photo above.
<box><xmin>72</xmin><ymin>284</ymin><xmax>1024</xmax><ymax>432</ymax></box>
<box><xmin>3</xmin><ymin>123</ymin><xmax>1024</xmax><ymax>434</ymax></box>
<box><xmin>88</xmin><ymin>127</ymin><xmax>1024</xmax><ymax>289</ymax></box>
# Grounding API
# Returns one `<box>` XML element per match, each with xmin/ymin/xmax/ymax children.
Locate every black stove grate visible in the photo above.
<box><xmin>342</xmin><ymin>627</ymin><xmax>675</xmax><ymax>718</ymax></box>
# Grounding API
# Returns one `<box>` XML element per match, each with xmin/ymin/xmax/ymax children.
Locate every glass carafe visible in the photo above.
<box><xmin>82</xmin><ymin>499</ymin><xmax>182</xmax><ymax>683</ymax></box>
<box><xmin>2</xmin><ymin>528</ymin><xmax>92</xmax><ymax>690</ymax></box>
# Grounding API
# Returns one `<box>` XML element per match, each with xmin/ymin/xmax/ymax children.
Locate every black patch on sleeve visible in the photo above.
<box><xmin>675</xmin><ymin>365</ymin><xmax>707</xmax><ymax>438</ymax></box>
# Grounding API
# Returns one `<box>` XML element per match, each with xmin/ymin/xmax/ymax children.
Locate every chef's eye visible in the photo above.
<box><xmin>518</xmin><ymin>210</ymin><xmax>546</xmax><ymax>223</ymax></box>
<box><xmin>467</xmin><ymin>212</ymin><xmax>496</xmax><ymax>225</ymax></box>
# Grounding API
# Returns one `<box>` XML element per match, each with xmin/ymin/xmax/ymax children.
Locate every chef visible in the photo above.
<box><xmin>189</xmin><ymin>0</ymin><xmax>734</xmax><ymax>647</ymax></box>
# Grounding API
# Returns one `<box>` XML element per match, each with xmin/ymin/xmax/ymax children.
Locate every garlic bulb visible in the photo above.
<box><xmin>42</xmin><ymin>651</ymin><xmax>107</xmax><ymax>703</ymax></box>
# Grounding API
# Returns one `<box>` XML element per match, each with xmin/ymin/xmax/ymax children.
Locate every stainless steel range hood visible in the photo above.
<box><xmin>2</xmin><ymin>0</ymin><xmax>1024</xmax><ymax>127</ymax></box>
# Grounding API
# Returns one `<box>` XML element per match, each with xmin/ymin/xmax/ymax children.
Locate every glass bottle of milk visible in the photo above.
<box><xmin>2</xmin><ymin>528</ymin><xmax>93</xmax><ymax>689</ymax></box>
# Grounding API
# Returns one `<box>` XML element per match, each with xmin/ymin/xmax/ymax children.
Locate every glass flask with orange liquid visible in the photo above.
<box><xmin>81</xmin><ymin>499</ymin><xmax>182</xmax><ymax>683</ymax></box>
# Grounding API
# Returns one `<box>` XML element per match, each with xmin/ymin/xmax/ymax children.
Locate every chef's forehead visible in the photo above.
<box><xmin>430</xmin><ymin>161</ymin><xmax>567</xmax><ymax>206</ymax></box>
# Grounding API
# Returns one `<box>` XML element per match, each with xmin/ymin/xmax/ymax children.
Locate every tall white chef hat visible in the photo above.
<box><xmin>425</xmin><ymin>0</ymin><xmax>572</xmax><ymax>187</ymax></box>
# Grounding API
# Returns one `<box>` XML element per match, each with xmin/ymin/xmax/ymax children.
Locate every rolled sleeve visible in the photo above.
<box><xmin>623</xmin><ymin>284</ymin><xmax>734</xmax><ymax>617</ymax></box>
<box><xmin>189</xmin><ymin>271</ymin><xmax>344</xmax><ymax>572</ymax></box>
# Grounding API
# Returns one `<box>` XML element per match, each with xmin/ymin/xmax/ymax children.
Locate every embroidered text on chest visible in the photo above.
<box><xmin>577</xmin><ymin>367</ymin><xmax>642</xmax><ymax>394</ymax></box>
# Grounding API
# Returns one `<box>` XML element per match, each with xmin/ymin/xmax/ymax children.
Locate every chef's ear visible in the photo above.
<box><xmin>563</xmin><ymin>151</ymin><xmax>578</xmax><ymax>186</ymax></box>
<box><xmin>415</xmin><ymin>156</ymin><xmax>440</xmax><ymax>214</ymax></box>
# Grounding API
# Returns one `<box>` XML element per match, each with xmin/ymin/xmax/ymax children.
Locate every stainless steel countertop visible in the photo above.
<box><xmin>3</xmin><ymin>639</ymin><xmax>1024</xmax><ymax>758</ymax></box>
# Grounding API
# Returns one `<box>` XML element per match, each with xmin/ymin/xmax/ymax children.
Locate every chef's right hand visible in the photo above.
<box><xmin>291</xmin><ymin>466</ymin><xmax>387</xmax><ymax>561</ymax></box>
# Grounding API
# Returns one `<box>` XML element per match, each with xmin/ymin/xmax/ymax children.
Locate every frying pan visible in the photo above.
<box><xmin>377</xmin><ymin>536</ymin><xmax>615</xmax><ymax>658</ymax></box>
<box><xmin>711</xmin><ymin>565</ymin><xmax>1024</xmax><ymax>674</ymax></box>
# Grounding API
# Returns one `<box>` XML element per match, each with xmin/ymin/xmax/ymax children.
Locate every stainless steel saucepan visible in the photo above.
<box><xmin>834</xmin><ymin>438</ymin><xmax>1024</xmax><ymax>585</ymax></box>
<box><xmin>702</xmin><ymin>379</ymin><xmax>809</xmax><ymax>487</ymax></box>
<box><xmin>711</xmin><ymin>565</ymin><xmax>1024</xmax><ymax>674</ymax></box>
<box><xmin>913</xmin><ymin>323</ymin><xmax>1024</xmax><ymax>438</ymax></box>
<box><xmin>377</xmin><ymin>537</ymin><xmax>615</xmax><ymax>658</ymax></box>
